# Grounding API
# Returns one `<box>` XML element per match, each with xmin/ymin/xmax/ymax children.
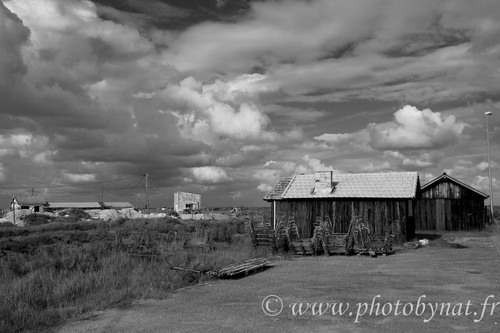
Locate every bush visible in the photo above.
<box><xmin>22</xmin><ymin>214</ymin><xmax>51</xmax><ymax>226</ymax></box>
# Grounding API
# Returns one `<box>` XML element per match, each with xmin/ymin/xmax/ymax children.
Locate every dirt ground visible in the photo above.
<box><xmin>52</xmin><ymin>226</ymin><xmax>500</xmax><ymax>333</ymax></box>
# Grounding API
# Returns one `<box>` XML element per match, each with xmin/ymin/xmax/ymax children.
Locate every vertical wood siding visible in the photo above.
<box><xmin>415</xmin><ymin>198</ymin><xmax>486</xmax><ymax>231</ymax></box>
<box><xmin>421</xmin><ymin>181</ymin><xmax>481</xmax><ymax>200</ymax></box>
<box><xmin>416</xmin><ymin>179</ymin><xmax>486</xmax><ymax>231</ymax></box>
<box><xmin>274</xmin><ymin>199</ymin><xmax>410</xmax><ymax>242</ymax></box>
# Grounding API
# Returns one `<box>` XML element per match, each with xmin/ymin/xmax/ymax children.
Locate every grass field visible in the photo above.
<box><xmin>1</xmin><ymin>206</ymin><xmax>498</xmax><ymax>333</ymax></box>
<box><xmin>0</xmin><ymin>210</ymin><xmax>271</xmax><ymax>333</ymax></box>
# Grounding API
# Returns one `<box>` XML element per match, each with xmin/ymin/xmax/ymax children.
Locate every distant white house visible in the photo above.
<box><xmin>174</xmin><ymin>192</ymin><xmax>201</xmax><ymax>213</ymax></box>
<box><xmin>11</xmin><ymin>196</ymin><xmax>48</xmax><ymax>213</ymax></box>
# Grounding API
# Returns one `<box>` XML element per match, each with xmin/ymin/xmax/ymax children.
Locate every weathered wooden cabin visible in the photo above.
<box><xmin>264</xmin><ymin>171</ymin><xmax>420</xmax><ymax>242</ymax></box>
<box><xmin>415</xmin><ymin>172</ymin><xmax>488</xmax><ymax>231</ymax></box>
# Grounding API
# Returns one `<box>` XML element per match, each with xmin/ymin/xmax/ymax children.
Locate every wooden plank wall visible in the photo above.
<box><xmin>275</xmin><ymin>199</ymin><xmax>409</xmax><ymax>242</ymax></box>
<box><xmin>421</xmin><ymin>181</ymin><xmax>475</xmax><ymax>199</ymax></box>
<box><xmin>415</xmin><ymin>198</ymin><xmax>486</xmax><ymax>231</ymax></box>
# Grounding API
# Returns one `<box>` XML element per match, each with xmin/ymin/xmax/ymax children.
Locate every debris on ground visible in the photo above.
<box><xmin>404</xmin><ymin>241</ymin><xmax>421</xmax><ymax>249</ymax></box>
<box><xmin>419</xmin><ymin>238</ymin><xmax>429</xmax><ymax>247</ymax></box>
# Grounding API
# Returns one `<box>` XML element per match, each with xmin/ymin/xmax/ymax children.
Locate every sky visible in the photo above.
<box><xmin>0</xmin><ymin>0</ymin><xmax>499</xmax><ymax>209</ymax></box>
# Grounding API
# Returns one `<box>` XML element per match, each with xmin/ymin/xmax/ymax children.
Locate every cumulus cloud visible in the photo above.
<box><xmin>315</xmin><ymin>105</ymin><xmax>465</xmax><ymax>157</ymax></box>
<box><xmin>472</xmin><ymin>175</ymin><xmax>499</xmax><ymax>192</ymax></box>
<box><xmin>190</xmin><ymin>166</ymin><xmax>232</xmax><ymax>184</ymax></box>
<box><xmin>1</xmin><ymin>0</ymin><xmax>500</xmax><ymax>207</ymax></box>
<box><xmin>476</xmin><ymin>161</ymin><xmax>499</xmax><ymax>171</ymax></box>
<box><xmin>257</xmin><ymin>183</ymin><xmax>273</xmax><ymax>192</ymax></box>
<box><xmin>62</xmin><ymin>171</ymin><xmax>96</xmax><ymax>183</ymax></box>
<box><xmin>360</xmin><ymin>162</ymin><xmax>392</xmax><ymax>172</ymax></box>
<box><xmin>368</xmin><ymin>105</ymin><xmax>465</xmax><ymax>150</ymax></box>
<box><xmin>0</xmin><ymin>163</ymin><xmax>6</xmax><ymax>183</ymax></box>
<box><xmin>162</xmin><ymin>75</ymin><xmax>288</xmax><ymax>145</ymax></box>
<box><xmin>444</xmin><ymin>159</ymin><xmax>499</xmax><ymax>180</ymax></box>
<box><xmin>420</xmin><ymin>173</ymin><xmax>436</xmax><ymax>184</ymax></box>
<box><xmin>0</xmin><ymin>1</ymin><xmax>30</xmax><ymax>80</ymax></box>
<box><xmin>383</xmin><ymin>150</ymin><xmax>443</xmax><ymax>171</ymax></box>
<box><xmin>157</xmin><ymin>0</ymin><xmax>500</xmax><ymax>103</ymax></box>
<box><xmin>314</xmin><ymin>131</ymin><xmax>372</xmax><ymax>152</ymax></box>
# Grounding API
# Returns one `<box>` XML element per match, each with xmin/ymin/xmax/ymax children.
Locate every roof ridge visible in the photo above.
<box><xmin>422</xmin><ymin>173</ymin><xmax>488</xmax><ymax>198</ymax></box>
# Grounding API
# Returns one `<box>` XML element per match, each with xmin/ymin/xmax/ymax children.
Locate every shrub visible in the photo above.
<box><xmin>22</xmin><ymin>214</ymin><xmax>51</xmax><ymax>226</ymax></box>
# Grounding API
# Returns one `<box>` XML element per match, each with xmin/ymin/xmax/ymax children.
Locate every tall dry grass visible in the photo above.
<box><xmin>0</xmin><ymin>216</ymin><xmax>270</xmax><ymax>333</ymax></box>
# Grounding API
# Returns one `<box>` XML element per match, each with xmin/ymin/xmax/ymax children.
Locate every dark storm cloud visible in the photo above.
<box><xmin>1</xmin><ymin>0</ymin><xmax>500</xmax><ymax>207</ymax></box>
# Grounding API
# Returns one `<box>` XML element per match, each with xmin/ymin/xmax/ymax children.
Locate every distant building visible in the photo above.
<box><xmin>46</xmin><ymin>201</ymin><xmax>135</xmax><ymax>212</ymax></box>
<box><xmin>174</xmin><ymin>192</ymin><xmax>201</xmax><ymax>213</ymax></box>
<box><xmin>11</xmin><ymin>196</ymin><xmax>48</xmax><ymax>213</ymax></box>
<box><xmin>46</xmin><ymin>202</ymin><xmax>102</xmax><ymax>211</ymax></box>
<box><xmin>415</xmin><ymin>172</ymin><xmax>488</xmax><ymax>231</ymax></box>
<box><xmin>101</xmin><ymin>202</ymin><xmax>134</xmax><ymax>209</ymax></box>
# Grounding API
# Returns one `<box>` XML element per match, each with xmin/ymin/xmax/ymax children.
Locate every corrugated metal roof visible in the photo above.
<box><xmin>48</xmin><ymin>202</ymin><xmax>102</xmax><ymax>209</ymax></box>
<box><xmin>102</xmin><ymin>202</ymin><xmax>134</xmax><ymax>209</ymax></box>
<box><xmin>263</xmin><ymin>176</ymin><xmax>294</xmax><ymax>200</ymax></box>
<box><xmin>264</xmin><ymin>172</ymin><xmax>419</xmax><ymax>200</ymax></box>
<box><xmin>14</xmin><ymin>196</ymin><xmax>47</xmax><ymax>205</ymax></box>
<box><xmin>422</xmin><ymin>172</ymin><xmax>488</xmax><ymax>198</ymax></box>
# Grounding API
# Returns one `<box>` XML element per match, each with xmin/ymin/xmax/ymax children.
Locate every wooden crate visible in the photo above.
<box><xmin>291</xmin><ymin>239</ymin><xmax>315</xmax><ymax>255</ymax></box>
<box><xmin>324</xmin><ymin>233</ymin><xmax>347</xmax><ymax>255</ymax></box>
<box><xmin>365</xmin><ymin>235</ymin><xmax>394</xmax><ymax>255</ymax></box>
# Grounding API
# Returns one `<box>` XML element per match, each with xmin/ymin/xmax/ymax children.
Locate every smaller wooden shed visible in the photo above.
<box><xmin>415</xmin><ymin>172</ymin><xmax>488</xmax><ymax>231</ymax></box>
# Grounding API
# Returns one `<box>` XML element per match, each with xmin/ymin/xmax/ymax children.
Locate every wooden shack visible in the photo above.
<box><xmin>264</xmin><ymin>171</ymin><xmax>420</xmax><ymax>242</ymax></box>
<box><xmin>415</xmin><ymin>172</ymin><xmax>488</xmax><ymax>231</ymax></box>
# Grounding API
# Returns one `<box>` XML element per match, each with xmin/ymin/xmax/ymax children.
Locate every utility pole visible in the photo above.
<box><xmin>31</xmin><ymin>188</ymin><xmax>34</xmax><ymax>196</ymax></box>
<box><xmin>12</xmin><ymin>197</ymin><xmax>15</xmax><ymax>225</ymax></box>
<box><xmin>101</xmin><ymin>183</ymin><xmax>104</xmax><ymax>202</ymax></box>
<box><xmin>145</xmin><ymin>173</ymin><xmax>149</xmax><ymax>216</ymax></box>
<box><xmin>485</xmin><ymin>111</ymin><xmax>494</xmax><ymax>223</ymax></box>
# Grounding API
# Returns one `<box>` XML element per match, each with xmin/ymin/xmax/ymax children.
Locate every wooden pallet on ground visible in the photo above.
<box><xmin>207</xmin><ymin>258</ymin><xmax>272</xmax><ymax>278</ymax></box>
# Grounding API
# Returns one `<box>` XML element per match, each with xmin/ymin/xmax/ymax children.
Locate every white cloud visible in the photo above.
<box><xmin>163</xmin><ymin>76</ymin><xmax>286</xmax><ymax>145</ymax></box>
<box><xmin>476</xmin><ymin>161</ymin><xmax>498</xmax><ymax>171</ymax></box>
<box><xmin>315</xmin><ymin>106</ymin><xmax>465</xmax><ymax>157</ymax></box>
<box><xmin>472</xmin><ymin>175</ymin><xmax>499</xmax><ymax>192</ymax></box>
<box><xmin>443</xmin><ymin>159</ymin><xmax>497</xmax><ymax>180</ymax></box>
<box><xmin>421</xmin><ymin>173</ymin><xmax>435</xmax><ymax>184</ymax></box>
<box><xmin>368</xmin><ymin>105</ymin><xmax>465</xmax><ymax>150</ymax></box>
<box><xmin>191</xmin><ymin>166</ymin><xmax>232</xmax><ymax>184</ymax></box>
<box><xmin>303</xmin><ymin>155</ymin><xmax>340</xmax><ymax>172</ymax></box>
<box><xmin>0</xmin><ymin>133</ymin><xmax>33</xmax><ymax>148</ymax></box>
<box><xmin>257</xmin><ymin>183</ymin><xmax>273</xmax><ymax>192</ymax></box>
<box><xmin>0</xmin><ymin>163</ymin><xmax>5</xmax><ymax>182</ymax></box>
<box><xmin>263</xmin><ymin>160</ymin><xmax>277</xmax><ymax>167</ymax></box>
<box><xmin>62</xmin><ymin>171</ymin><xmax>96</xmax><ymax>182</ymax></box>
<box><xmin>360</xmin><ymin>162</ymin><xmax>391</xmax><ymax>172</ymax></box>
